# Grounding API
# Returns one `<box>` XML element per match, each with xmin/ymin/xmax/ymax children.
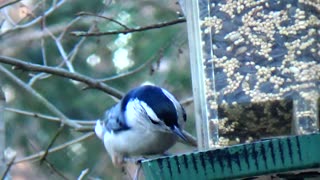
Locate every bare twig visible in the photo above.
<box><xmin>40</xmin><ymin>125</ymin><xmax>65</xmax><ymax>163</ymax></box>
<box><xmin>74</xmin><ymin>126</ymin><xmax>94</xmax><ymax>132</ymax></box>
<box><xmin>59</xmin><ymin>17</ymin><xmax>81</xmax><ymax>40</ymax></box>
<box><xmin>0</xmin><ymin>56</ymin><xmax>123</xmax><ymax>99</ymax></box>
<box><xmin>71</xmin><ymin>18</ymin><xmax>186</xmax><ymax>36</ymax></box>
<box><xmin>68</xmin><ymin>28</ymin><xmax>91</xmax><ymax>63</ymax></box>
<box><xmin>0</xmin><ymin>155</ymin><xmax>16</xmax><ymax>180</ymax></box>
<box><xmin>45</xmin><ymin>27</ymin><xmax>75</xmax><ymax>73</ymax></box>
<box><xmin>43</xmin><ymin>160</ymin><xmax>70</xmax><ymax>180</ymax></box>
<box><xmin>28</xmin><ymin>136</ymin><xmax>69</xmax><ymax>180</ymax></box>
<box><xmin>0</xmin><ymin>65</ymin><xmax>81</xmax><ymax>128</ymax></box>
<box><xmin>77</xmin><ymin>168</ymin><xmax>90</xmax><ymax>180</ymax></box>
<box><xmin>98</xmin><ymin>48</ymin><xmax>164</xmax><ymax>82</ymax></box>
<box><xmin>77</xmin><ymin>12</ymin><xmax>129</xmax><ymax>29</ymax></box>
<box><xmin>14</xmin><ymin>132</ymin><xmax>95</xmax><ymax>164</ymax></box>
<box><xmin>29</xmin><ymin>18</ymin><xmax>88</xmax><ymax>85</ymax></box>
<box><xmin>68</xmin><ymin>25</ymin><xmax>95</xmax><ymax>63</ymax></box>
<box><xmin>5</xmin><ymin>107</ymin><xmax>96</xmax><ymax>125</ymax></box>
<box><xmin>1</xmin><ymin>0</ymin><xmax>67</xmax><ymax>35</ymax></box>
<box><xmin>28</xmin><ymin>4</ymin><xmax>50</xmax><ymax>86</ymax></box>
<box><xmin>0</xmin><ymin>0</ymin><xmax>21</xmax><ymax>10</ymax></box>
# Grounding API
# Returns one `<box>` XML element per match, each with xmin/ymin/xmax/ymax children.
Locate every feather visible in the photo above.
<box><xmin>103</xmin><ymin>103</ymin><xmax>130</xmax><ymax>133</ymax></box>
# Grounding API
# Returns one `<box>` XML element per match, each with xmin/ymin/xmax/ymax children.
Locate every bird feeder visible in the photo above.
<box><xmin>142</xmin><ymin>0</ymin><xmax>320</xmax><ymax>179</ymax></box>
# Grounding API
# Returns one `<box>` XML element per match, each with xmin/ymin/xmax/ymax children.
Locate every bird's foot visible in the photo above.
<box><xmin>123</xmin><ymin>157</ymin><xmax>147</xmax><ymax>164</ymax></box>
<box><xmin>123</xmin><ymin>157</ymin><xmax>146</xmax><ymax>180</ymax></box>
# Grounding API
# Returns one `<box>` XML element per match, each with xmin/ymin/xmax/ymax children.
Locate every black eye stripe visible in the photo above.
<box><xmin>148</xmin><ymin>116</ymin><xmax>160</xmax><ymax>125</ymax></box>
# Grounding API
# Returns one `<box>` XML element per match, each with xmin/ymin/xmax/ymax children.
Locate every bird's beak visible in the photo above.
<box><xmin>172</xmin><ymin>125</ymin><xmax>188</xmax><ymax>142</ymax></box>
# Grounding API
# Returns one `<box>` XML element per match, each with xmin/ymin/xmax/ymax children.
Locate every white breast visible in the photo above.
<box><xmin>103</xmin><ymin>127</ymin><xmax>177</xmax><ymax>159</ymax></box>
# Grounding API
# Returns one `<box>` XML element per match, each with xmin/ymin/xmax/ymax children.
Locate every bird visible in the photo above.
<box><xmin>95</xmin><ymin>84</ymin><xmax>192</xmax><ymax>167</ymax></box>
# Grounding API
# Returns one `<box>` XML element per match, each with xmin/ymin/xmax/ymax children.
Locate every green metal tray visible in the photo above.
<box><xmin>142</xmin><ymin>133</ymin><xmax>320</xmax><ymax>179</ymax></box>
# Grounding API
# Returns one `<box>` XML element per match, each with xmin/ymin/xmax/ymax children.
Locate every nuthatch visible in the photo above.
<box><xmin>95</xmin><ymin>85</ymin><xmax>190</xmax><ymax>167</ymax></box>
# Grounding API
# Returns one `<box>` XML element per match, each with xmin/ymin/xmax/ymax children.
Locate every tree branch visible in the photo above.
<box><xmin>1</xmin><ymin>0</ymin><xmax>67</xmax><ymax>35</ymax></box>
<box><xmin>71</xmin><ymin>18</ymin><xmax>186</xmax><ymax>37</ymax></box>
<box><xmin>40</xmin><ymin>125</ymin><xmax>65</xmax><ymax>163</ymax></box>
<box><xmin>5</xmin><ymin>107</ymin><xmax>96</xmax><ymax>125</ymax></box>
<box><xmin>0</xmin><ymin>65</ymin><xmax>81</xmax><ymax>128</ymax></box>
<box><xmin>14</xmin><ymin>132</ymin><xmax>95</xmax><ymax>164</ymax></box>
<box><xmin>77</xmin><ymin>168</ymin><xmax>89</xmax><ymax>180</ymax></box>
<box><xmin>77</xmin><ymin>11</ymin><xmax>130</xmax><ymax>30</ymax></box>
<box><xmin>0</xmin><ymin>56</ymin><xmax>123</xmax><ymax>99</ymax></box>
<box><xmin>0</xmin><ymin>155</ymin><xmax>15</xmax><ymax>180</ymax></box>
<box><xmin>0</xmin><ymin>0</ymin><xmax>21</xmax><ymax>10</ymax></box>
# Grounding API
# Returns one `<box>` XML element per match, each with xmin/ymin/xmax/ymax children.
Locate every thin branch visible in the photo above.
<box><xmin>0</xmin><ymin>56</ymin><xmax>123</xmax><ymax>99</ymax></box>
<box><xmin>74</xmin><ymin>126</ymin><xmax>94</xmax><ymax>132</ymax></box>
<box><xmin>29</xmin><ymin>18</ymin><xmax>85</xmax><ymax>85</ymax></box>
<box><xmin>0</xmin><ymin>0</ymin><xmax>21</xmax><ymax>10</ymax></box>
<box><xmin>43</xmin><ymin>160</ymin><xmax>70</xmax><ymax>180</ymax></box>
<box><xmin>68</xmin><ymin>25</ymin><xmax>95</xmax><ymax>63</ymax></box>
<box><xmin>28</xmin><ymin>136</ymin><xmax>69</xmax><ymax>180</ymax></box>
<box><xmin>71</xmin><ymin>18</ymin><xmax>186</xmax><ymax>37</ymax></box>
<box><xmin>40</xmin><ymin>125</ymin><xmax>65</xmax><ymax>163</ymax></box>
<box><xmin>28</xmin><ymin>4</ymin><xmax>50</xmax><ymax>86</ymax></box>
<box><xmin>14</xmin><ymin>132</ymin><xmax>95</xmax><ymax>164</ymax></box>
<box><xmin>0</xmin><ymin>155</ymin><xmax>16</xmax><ymax>180</ymax></box>
<box><xmin>40</xmin><ymin>2</ymin><xmax>48</xmax><ymax>66</ymax></box>
<box><xmin>45</xmin><ymin>27</ymin><xmax>75</xmax><ymax>73</ymax></box>
<box><xmin>77</xmin><ymin>11</ymin><xmax>129</xmax><ymax>30</ymax></box>
<box><xmin>1</xmin><ymin>0</ymin><xmax>67</xmax><ymax>35</ymax></box>
<box><xmin>5</xmin><ymin>107</ymin><xmax>96</xmax><ymax>125</ymax></box>
<box><xmin>98</xmin><ymin>48</ymin><xmax>164</xmax><ymax>82</ymax></box>
<box><xmin>0</xmin><ymin>65</ymin><xmax>81</xmax><ymax>128</ymax></box>
<box><xmin>98</xmin><ymin>34</ymin><xmax>177</xmax><ymax>82</ymax></box>
<box><xmin>77</xmin><ymin>168</ymin><xmax>90</xmax><ymax>180</ymax></box>
<box><xmin>59</xmin><ymin>17</ymin><xmax>81</xmax><ymax>40</ymax></box>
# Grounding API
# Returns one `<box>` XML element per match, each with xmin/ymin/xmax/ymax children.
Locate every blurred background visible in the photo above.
<box><xmin>0</xmin><ymin>0</ymin><xmax>194</xmax><ymax>179</ymax></box>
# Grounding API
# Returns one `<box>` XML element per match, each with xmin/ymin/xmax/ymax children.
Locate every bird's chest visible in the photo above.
<box><xmin>103</xmin><ymin>128</ymin><xmax>177</xmax><ymax>157</ymax></box>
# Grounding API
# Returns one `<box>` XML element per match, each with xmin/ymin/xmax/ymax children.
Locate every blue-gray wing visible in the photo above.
<box><xmin>102</xmin><ymin>103</ymin><xmax>130</xmax><ymax>133</ymax></box>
